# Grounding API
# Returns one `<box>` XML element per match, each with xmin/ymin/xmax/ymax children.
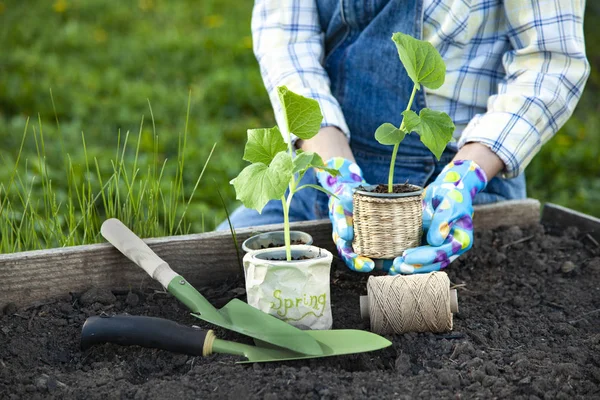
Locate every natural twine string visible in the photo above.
<box><xmin>367</xmin><ymin>272</ymin><xmax>453</xmax><ymax>334</ymax></box>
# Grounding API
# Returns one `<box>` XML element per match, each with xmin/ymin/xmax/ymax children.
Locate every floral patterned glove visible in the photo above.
<box><xmin>389</xmin><ymin>160</ymin><xmax>488</xmax><ymax>275</ymax></box>
<box><xmin>316</xmin><ymin>157</ymin><xmax>375</xmax><ymax>272</ymax></box>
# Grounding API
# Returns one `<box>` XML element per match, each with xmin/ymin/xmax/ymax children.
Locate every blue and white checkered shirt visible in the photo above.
<box><xmin>251</xmin><ymin>0</ymin><xmax>590</xmax><ymax>178</ymax></box>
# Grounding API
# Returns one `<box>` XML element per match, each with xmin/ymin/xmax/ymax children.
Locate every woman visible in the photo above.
<box><xmin>222</xmin><ymin>0</ymin><xmax>589</xmax><ymax>274</ymax></box>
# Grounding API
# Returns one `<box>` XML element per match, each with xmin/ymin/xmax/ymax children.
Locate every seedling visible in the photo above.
<box><xmin>231</xmin><ymin>86</ymin><xmax>339</xmax><ymax>261</ymax></box>
<box><xmin>375</xmin><ymin>32</ymin><xmax>455</xmax><ymax>193</ymax></box>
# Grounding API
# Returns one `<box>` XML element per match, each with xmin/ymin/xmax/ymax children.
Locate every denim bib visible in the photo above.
<box><xmin>317</xmin><ymin>0</ymin><xmax>442</xmax><ymax>187</ymax></box>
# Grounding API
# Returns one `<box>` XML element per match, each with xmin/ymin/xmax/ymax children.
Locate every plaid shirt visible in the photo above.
<box><xmin>251</xmin><ymin>0</ymin><xmax>590</xmax><ymax>178</ymax></box>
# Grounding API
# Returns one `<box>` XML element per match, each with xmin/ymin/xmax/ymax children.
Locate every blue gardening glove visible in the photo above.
<box><xmin>316</xmin><ymin>157</ymin><xmax>375</xmax><ymax>272</ymax></box>
<box><xmin>389</xmin><ymin>160</ymin><xmax>488</xmax><ymax>275</ymax></box>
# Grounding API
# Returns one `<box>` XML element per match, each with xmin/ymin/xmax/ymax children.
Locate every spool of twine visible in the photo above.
<box><xmin>352</xmin><ymin>187</ymin><xmax>423</xmax><ymax>259</ymax></box>
<box><xmin>363</xmin><ymin>272</ymin><xmax>455</xmax><ymax>334</ymax></box>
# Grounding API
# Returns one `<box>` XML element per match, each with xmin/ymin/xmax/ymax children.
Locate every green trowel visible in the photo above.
<box><xmin>81</xmin><ymin>315</ymin><xmax>392</xmax><ymax>363</ymax></box>
<box><xmin>100</xmin><ymin>218</ymin><xmax>322</xmax><ymax>355</ymax></box>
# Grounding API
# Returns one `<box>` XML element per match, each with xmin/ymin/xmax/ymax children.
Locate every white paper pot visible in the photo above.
<box><xmin>241</xmin><ymin>231</ymin><xmax>313</xmax><ymax>253</ymax></box>
<box><xmin>242</xmin><ymin>245</ymin><xmax>333</xmax><ymax>330</ymax></box>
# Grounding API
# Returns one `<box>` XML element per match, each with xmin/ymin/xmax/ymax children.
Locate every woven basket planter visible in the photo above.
<box><xmin>352</xmin><ymin>184</ymin><xmax>423</xmax><ymax>259</ymax></box>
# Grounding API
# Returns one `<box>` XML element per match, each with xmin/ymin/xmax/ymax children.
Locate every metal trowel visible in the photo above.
<box><xmin>81</xmin><ymin>315</ymin><xmax>392</xmax><ymax>363</ymax></box>
<box><xmin>100</xmin><ymin>218</ymin><xmax>323</xmax><ymax>355</ymax></box>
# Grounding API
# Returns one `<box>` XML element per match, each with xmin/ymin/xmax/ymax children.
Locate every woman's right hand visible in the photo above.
<box><xmin>317</xmin><ymin>158</ymin><xmax>375</xmax><ymax>272</ymax></box>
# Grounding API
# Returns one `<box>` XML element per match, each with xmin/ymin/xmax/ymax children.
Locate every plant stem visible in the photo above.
<box><xmin>388</xmin><ymin>143</ymin><xmax>400</xmax><ymax>192</ymax></box>
<box><xmin>283</xmin><ymin>118</ymin><xmax>295</xmax><ymax>261</ymax></box>
<box><xmin>281</xmin><ymin>195</ymin><xmax>292</xmax><ymax>261</ymax></box>
<box><xmin>388</xmin><ymin>84</ymin><xmax>419</xmax><ymax>193</ymax></box>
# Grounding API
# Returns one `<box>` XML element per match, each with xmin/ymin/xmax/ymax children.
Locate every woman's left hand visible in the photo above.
<box><xmin>389</xmin><ymin>160</ymin><xmax>488</xmax><ymax>275</ymax></box>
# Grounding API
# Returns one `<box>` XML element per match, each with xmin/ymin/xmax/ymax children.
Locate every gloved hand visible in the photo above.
<box><xmin>316</xmin><ymin>157</ymin><xmax>375</xmax><ymax>272</ymax></box>
<box><xmin>389</xmin><ymin>160</ymin><xmax>488</xmax><ymax>275</ymax></box>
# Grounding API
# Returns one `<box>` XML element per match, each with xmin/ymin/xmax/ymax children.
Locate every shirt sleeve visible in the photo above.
<box><xmin>251</xmin><ymin>0</ymin><xmax>350</xmax><ymax>143</ymax></box>
<box><xmin>457</xmin><ymin>0</ymin><xmax>590</xmax><ymax>178</ymax></box>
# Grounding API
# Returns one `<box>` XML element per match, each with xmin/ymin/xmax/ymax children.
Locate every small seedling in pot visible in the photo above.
<box><xmin>375</xmin><ymin>32</ymin><xmax>455</xmax><ymax>193</ymax></box>
<box><xmin>230</xmin><ymin>86</ymin><xmax>339</xmax><ymax>261</ymax></box>
<box><xmin>231</xmin><ymin>87</ymin><xmax>338</xmax><ymax>329</ymax></box>
<box><xmin>352</xmin><ymin>33</ymin><xmax>456</xmax><ymax>260</ymax></box>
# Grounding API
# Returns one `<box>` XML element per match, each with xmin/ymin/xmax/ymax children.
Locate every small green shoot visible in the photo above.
<box><xmin>216</xmin><ymin>184</ymin><xmax>244</xmax><ymax>276</ymax></box>
<box><xmin>231</xmin><ymin>86</ymin><xmax>339</xmax><ymax>261</ymax></box>
<box><xmin>375</xmin><ymin>32</ymin><xmax>455</xmax><ymax>193</ymax></box>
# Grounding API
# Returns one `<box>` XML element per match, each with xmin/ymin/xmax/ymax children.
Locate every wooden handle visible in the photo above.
<box><xmin>359</xmin><ymin>296</ymin><xmax>370</xmax><ymax>320</ymax></box>
<box><xmin>100</xmin><ymin>218</ymin><xmax>176</xmax><ymax>287</ymax></box>
<box><xmin>449</xmin><ymin>289</ymin><xmax>459</xmax><ymax>314</ymax></box>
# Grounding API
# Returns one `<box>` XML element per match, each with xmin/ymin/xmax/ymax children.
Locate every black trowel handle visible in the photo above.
<box><xmin>81</xmin><ymin>315</ymin><xmax>213</xmax><ymax>357</ymax></box>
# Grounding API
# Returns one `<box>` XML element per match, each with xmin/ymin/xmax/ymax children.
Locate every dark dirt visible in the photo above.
<box><xmin>263</xmin><ymin>255</ymin><xmax>312</xmax><ymax>261</ymax></box>
<box><xmin>1</xmin><ymin>224</ymin><xmax>600</xmax><ymax>399</ymax></box>
<box><xmin>368</xmin><ymin>183</ymin><xmax>420</xmax><ymax>194</ymax></box>
<box><xmin>260</xmin><ymin>239</ymin><xmax>306</xmax><ymax>249</ymax></box>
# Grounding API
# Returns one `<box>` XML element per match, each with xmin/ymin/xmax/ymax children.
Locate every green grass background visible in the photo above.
<box><xmin>0</xmin><ymin>0</ymin><xmax>598</xmax><ymax>251</ymax></box>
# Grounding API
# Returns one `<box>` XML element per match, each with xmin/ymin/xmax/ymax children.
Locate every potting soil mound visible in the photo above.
<box><xmin>1</xmin><ymin>224</ymin><xmax>599</xmax><ymax>399</ymax></box>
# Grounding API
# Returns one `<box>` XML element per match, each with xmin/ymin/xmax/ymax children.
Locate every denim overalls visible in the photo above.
<box><xmin>221</xmin><ymin>0</ymin><xmax>526</xmax><ymax>230</ymax></box>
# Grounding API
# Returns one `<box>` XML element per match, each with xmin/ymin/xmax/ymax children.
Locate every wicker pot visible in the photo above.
<box><xmin>352</xmin><ymin>184</ymin><xmax>423</xmax><ymax>259</ymax></box>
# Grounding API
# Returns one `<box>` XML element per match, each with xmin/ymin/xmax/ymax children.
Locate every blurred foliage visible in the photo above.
<box><xmin>0</xmin><ymin>0</ymin><xmax>597</xmax><ymax>252</ymax></box>
<box><xmin>0</xmin><ymin>0</ymin><xmax>272</xmax><ymax>241</ymax></box>
<box><xmin>526</xmin><ymin>5</ymin><xmax>600</xmax><ymax>217</ymax></box>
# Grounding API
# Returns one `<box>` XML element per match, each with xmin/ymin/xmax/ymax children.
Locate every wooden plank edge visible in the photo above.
<box><xmin>0</xmin><ymin>220</ymin><xmax>335</xmax><ymax>309</ymax></box>
<box><xmin>541</xmin><ymin>203</ymin><xmax>600</xmax><ymax>242</ymax></box>
<box><xmin>0</xmin><ymin>198</ymin><xmax>540</xmax><ymax>309</ymax></box>
<box><xmin>472</xmin><ymin>198</ymin><xmax>541</xmax><ymax>230</ymax></box>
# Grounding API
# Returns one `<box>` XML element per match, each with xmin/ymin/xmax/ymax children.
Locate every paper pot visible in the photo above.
<box><xmin>242</xmin><ymin>245</ymin><xmax>333</xmax><ymax>330</ymax></box>
<box><xmin>352</xmin><ymin>184</ymin><xmax>423</xmax><ymax>259</ymax></box>
<box><xmin>241</xmin><ymin>231</ymin><xmax>313</xmax><ymax>253</ymax></box>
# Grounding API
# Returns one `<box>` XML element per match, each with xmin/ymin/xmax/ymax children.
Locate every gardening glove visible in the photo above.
<box><xmin>316</xmin><ymin>157</ymin><xmax>375</xmax><ymax>273</ymax></box>
<box><xmin>389</xmin><ymin>160</ymin><xmax>488</xmax><ymax>275</ymax></box>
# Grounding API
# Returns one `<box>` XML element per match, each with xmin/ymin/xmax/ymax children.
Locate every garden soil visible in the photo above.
<box><xmin>1</xmin><ymin>224</ymin><xmax>599</xmax><ymax>399</ymax></box>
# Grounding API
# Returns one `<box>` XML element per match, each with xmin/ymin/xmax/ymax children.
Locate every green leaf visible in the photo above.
<box><xmin>319</xmin><ymin>167</ymin><xmax>341</xmax><ymax>177</ymax></box>
<box><xmin>293</xmin><ymin>151</ymin><xmax>340</xmax><ymax>183</ymax></box>
<box><xmin>391</xmin><ymin>32</ymin><xmax>446</xmax><ymax>90</ymax></box>
<box><xmin>296</xmin><ymin>184</ymin><xmax>339</xmax><ymax>199</ymax></box>
<box><xmin>375</xmin><ymin>123</ymin><xmax>406</xmax><ymax>146</ymax></box>
<box><xmin>277</xmin><ymin>86</ymin><xmax>323</xmax><ymax>140</ymax></box>
<box><xmin>243</xmin><ymin>126</ymin><xmax>287</xmax><ymax>165</ymax></box>
<box><xmin>230</xmin><ymin>152</ymin><xmax>293</xmax><ymax>213</ymax></box>
<box><xmin>401</xmin><ymin>109</ymin><xmax>455</xmax><ymax>160</ymax></box>
<box><xmin>401</xmin><ymin>110</ymin><xmax>421</xmax><ymax>132</ymax></box>
<box><xmin>293</xmin><ymin>151</ymin><xmax>324</xmax><ymax>174</ymax></box>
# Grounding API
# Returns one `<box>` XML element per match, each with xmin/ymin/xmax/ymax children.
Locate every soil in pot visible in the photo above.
<box><xmin>254</xmin><ymin>249</ymin><xmax>329</xmax><ymax>261</ymax></box>
<box><xmin>242</xmin><ymin>231</ymin><xmax>313</xmax><ymax>253</ymax></box>
<box><xmin>1</xmin><ymin>224</ymin><xmax>599</xmax><ymax>399</ymax></box>
<box><xmin>360</xmin><ymin>183</ymin><xmax>420</xmax><ymax>194</ymax></box>
<box><xmin>263</xmin><ymin>255</ymin><xmax>311</xmax><ymax>260</ymax></box>
<box><xmin>260</xmin><ymin>239</ymin><xmax>305</xmax><ymax>249</ymax></box>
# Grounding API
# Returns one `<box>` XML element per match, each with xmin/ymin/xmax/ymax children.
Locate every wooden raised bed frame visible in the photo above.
<box><xmin>2</xmin><ymin>198</ymin><xmax>596</xmax><ymax>310</ymax></box>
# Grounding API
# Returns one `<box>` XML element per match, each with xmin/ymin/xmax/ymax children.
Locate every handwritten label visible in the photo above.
<box><xmin>270</xmin><ymin>289</ymin><xmax>327</xmax><ymax>321</ymax></box>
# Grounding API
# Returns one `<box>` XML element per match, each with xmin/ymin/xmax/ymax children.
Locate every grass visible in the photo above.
<box><xmin>0</xmin><ymin>94</ymin><xmax>215</xmax><ymax>253</ymax></box>
<box><xmin>0</xmin><ymin>1</ymin><xmax>598</xmax><ymax>253</ymax></box>
<box><xmin>0</xmin><ymin>0</ymin><xmax>273</xmax><ymax>234</ymax></box>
